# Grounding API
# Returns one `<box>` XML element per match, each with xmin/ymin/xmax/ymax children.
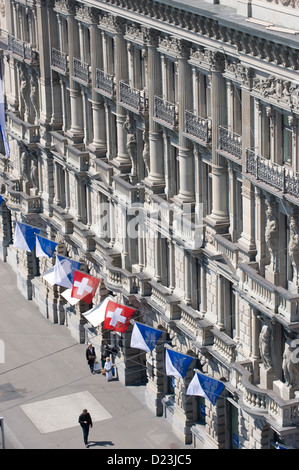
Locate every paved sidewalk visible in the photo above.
<box><xmin>0</xmin><ymin>259</ymin><xmax>194</xmax><ymax>451</ymax></box>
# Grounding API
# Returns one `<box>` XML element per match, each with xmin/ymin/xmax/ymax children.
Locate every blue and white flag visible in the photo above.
<box><xmin>130</xmin><ymin>322</ymin><xmax>163</xmax><ymax>353</ymax></box>
<box><xmin>165</xmin><ymin>348</ymin><xmax>194</xmax><ymax>379</ymax></box>
<box><xmin>13</xmin><ymin>221</ymin><xmax>40</xmax><ymax>252</ymax></box>
<box><xmin>35</xmin><ymin>235</ymin><xmax>58</xmax><ymax>258</ymax></box>
<box><xmin>53</xmin><ymin>255</ymin><xmax>81</xmax><ymax>289</ymax></box>
<box><xmin>0</xmin><ymin>195</ymin><xmax>4</xmax><ymax>205</ymax></box>
<box><xmin>271</xmin><ymin>441</ymin><xmax>293</xmax><ymax>449</ymax></box>
<box><xmin>186</xmin><ymin>372</ymin><xmax>224</xmax><ymax>406</ymax></box>
<box><xmin>0</xmin><ymin>78</ymin><xmax>9</xmax><ymax>158</ymax></box>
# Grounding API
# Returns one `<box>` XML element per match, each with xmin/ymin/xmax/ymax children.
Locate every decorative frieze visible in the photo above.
<box><xmin>253</xmin><ymin>74</ymin><xmax>298</xmax><ymax>111</ymax></box>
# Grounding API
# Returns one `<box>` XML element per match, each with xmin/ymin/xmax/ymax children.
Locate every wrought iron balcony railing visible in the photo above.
<box><xmin>51</xmin><ymin>48</ymin><xmax>68</xmax><ymax>73</ymax></box>
<box><xmin>73</xmin><ymin>58</ymin><xmax>90</xmax><ymax>84</ymax></box>
<box><xmin>153</xmin><ymin>96</ymin><xmax>178</xmax><ymax>129</ymax></box>
<box><xmin>245</xmin><ymin>148</ymin><xmax>299</xmax><ymax>199</ymax></box>
<box><xmin>119</xmin><ymin>81</ymin><xmax>147</xmax><ymax>114</ymax></box>
<box><xmin>184</xmin><ymin>110</ymin><xmax>211</xmax><ymax>146</ymax></box>
<box><xmin>219</xmin><ymin>126</ymin><xmax>242</xmax><ymax>160</ymax></box>
<box><xmin>95</xmin><ymin>68</ymin><xmax>115</xmax><ymax>98</ymax></box>
<box><xmin>7</xmin><ymin>34</ymin><xmax>37</xmax><ymax>63</ymax></box>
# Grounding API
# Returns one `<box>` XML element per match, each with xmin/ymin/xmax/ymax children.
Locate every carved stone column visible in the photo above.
<box><xmin>35</xmin><ymin>0</ymin><xmax>53</xmax><ymax>146</ymax></box>
<box><xmin>65</xmin><ymin>6</ymin><xmax>84</xmax><ymax>143</ymax></box>
<box><xmin>89</xmin><ymin>19</ymin><xmax>106</xmax><ymax>155</ymax></box>
<box><xmin>112</xmin><ymin>17</ymin><xmax>131</xmax><ymax>173</ymax></box>
<box><xmin>144</xmin><ymin>28</ymin><xmax>165</xmax><ymax>194</ymax></box>
<box><xmin>205</xmin><ymin>52</ymin><xmax>229</xmax><ymax>234</ymax></box>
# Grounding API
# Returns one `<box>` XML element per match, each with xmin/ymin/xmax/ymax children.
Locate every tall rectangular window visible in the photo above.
<box><xmin>283</xmin><ymin>115</ymin><xmax>292</xmax><ymax>165</ymax></box>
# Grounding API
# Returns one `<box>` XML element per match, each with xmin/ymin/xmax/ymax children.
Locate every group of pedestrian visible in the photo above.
<box><xmin>79</xmin><ymin>340</ymin><xmax>116</xmax><ymax>447</ymax></box>
<box><xmin>85</xmin><ymin>341</ymin><xmax>116</xmax><ymax>380</ymax></box>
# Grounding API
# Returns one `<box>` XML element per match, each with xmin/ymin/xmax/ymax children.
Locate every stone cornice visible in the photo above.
<box><xmin>93</xmin><ymin>0</ymin><xmax>299</xmax><ymax>71</ymax></box>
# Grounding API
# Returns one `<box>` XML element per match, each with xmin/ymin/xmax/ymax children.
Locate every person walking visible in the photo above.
<box><xmin>78</xmin><ymin>409</ymin><xmax>93</xmax><ymax>448</ymax></box>
<box><xmin>86</xmin><ymin>343</ymin><xmax>96</xmax><ymax>374</ymax></box>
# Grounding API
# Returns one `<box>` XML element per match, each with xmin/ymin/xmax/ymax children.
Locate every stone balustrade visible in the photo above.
<box><xmin>212</xmin><ymin>328</ymin><xmax>236</xmax><ymax>363</ymax></box>
<box><xmin>113</xmin><ymin>175</ymin><xmax>142</xmax><ymax>206</ymax></box>
<box><xmin>239</xmin><ymin>263</ymin><xmax>299</xmax><ymax>322</ymax></box>
<box><xmin>232</xmin><ymin>362</ymin><xmax>299</xmax><ymax>427</ymax></box>
<box><xmin>66</xmin><ymin>144</ymin><xmax>89</xmax><ymax>171</ymax></box>
<box><xmin>7</xmin><ymin>112</ymin><xmax>39</xmax><ymax>144</ymax></box>
<box><xmin>5</xmin><ymin>184</ymin><xmax>41</xmax><ymax>214</ymax></box>
<box><xmin>149</xmin><ymin>278</ymin><xmax>181</xmax><ymax>320</ymax></box>
<box><xmin>50</xmin><ymin>130</ymin><xmax>68</xmax><ymax>158</ymax></box>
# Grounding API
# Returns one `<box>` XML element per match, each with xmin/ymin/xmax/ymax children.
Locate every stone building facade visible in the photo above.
<box><xmin>0</xmin><ymin>0</ymin><xmax>299</xmax><ymax>449</ymax></box>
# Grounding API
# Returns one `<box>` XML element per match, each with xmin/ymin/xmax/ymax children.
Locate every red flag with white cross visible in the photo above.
<box><xmin>103</xmin><ymin>299</ymin><xmax>135</xmax><ymax>333</ymax></box>
<box><xmin>71</xmin><ymin>270</ymin><xmax>100</xmax><ymax>304</ymax></box>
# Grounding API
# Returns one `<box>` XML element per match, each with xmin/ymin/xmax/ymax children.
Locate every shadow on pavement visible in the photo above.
<box><xmin>88</xmin><ymin>440</ymin><xmax>114</xmax><ymax>448</ymax></box>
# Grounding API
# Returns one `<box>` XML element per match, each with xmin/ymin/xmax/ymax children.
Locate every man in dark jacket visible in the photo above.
<box><xmin>86</xmin><ymin>343</ymin><xmax>96</xmax><ymax>374</ymax></box>
<box><xmin>78</xmin><ymin>409</ymin><xmax>93</xmax><ymax>447</ymax></box>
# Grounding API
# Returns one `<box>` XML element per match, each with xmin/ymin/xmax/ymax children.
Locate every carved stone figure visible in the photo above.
<box><xmin>259</xmin><ymin>322</ymin><xmax>273</xmax><ymax>371</ymax></box>
<box><xmin>282</xmin><ymin>338</ymin><xmax>299</xmax><ymax>388</ymax></box>
<box><xmin>265</xmin><ymin>199</ymin><xmax>279</xmax><ymax>272</ymax></box>
<box><xmin>30</xmin><ymin>158</ymin><xmax>38</xmax><ymax>190</ymax></box>
<box><xmin>20</xmin><ymin>151</ymin><xmax>28</xmax><ymax>181</ymax></box>
<box><xmin>19</xmin><ymin>66</ymin><xmax>29</xmax><ymax>118</ymax></box>
<box><xmin>142</xmin><ymin>131</ymin><xmax>150</xmax><ymax>174</ymax></box>
<box><xmin>289</xmin><ymin>216</ymin><xmax>299</xmax><ymax>282</ymax></box>
<box><xmin>30</xmin><ymin>74</ymin><xmax>39</xmax><ymax>124</ymax></box>
<box><xmin>123</xmin><ymin>116</ymin><xmax>137</xmax><ymax>175</ymax></box>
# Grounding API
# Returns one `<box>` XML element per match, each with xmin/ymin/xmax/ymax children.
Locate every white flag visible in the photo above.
<box><xmin>82</xmin><ymin>297</ymin><xmax>110</xmax><ymax>327</ymax></box>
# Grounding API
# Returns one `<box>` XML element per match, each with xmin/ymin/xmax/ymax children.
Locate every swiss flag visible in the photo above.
<box><xmin>103</xmin><ymin>299</ymin><xmax>135</xmax><ymax>333</ymax></box>
<box><xmin>71</xmin><ymin>270</ymin><xmax>100</xmax><ymax>304</ymax></box>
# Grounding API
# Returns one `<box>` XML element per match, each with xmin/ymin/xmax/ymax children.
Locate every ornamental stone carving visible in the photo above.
<box><xmin>282</xmin><ymin>336</ymin><xmax>299</xmax><ymax>389</ymax></box>
<box><xmin>259</xmin><ymin>321</ymin><xmax>273</xmax><ymax>371</ymax></box>
<box><xmin>266</xmin><ymin>0</ymin><xmax>299</xmax><ymax>7</ymax></box>
<box><xmin>265</xmin><ymin>199</ymin><xmax>279</xmax><ymax>272</ymax></box>
<box><xmin>30</xmin><ymin>74</ymin><xmax>39</xmax><ymax>125</ymax></box>
<box><xmin>123</xmin><ymin>115</ymin><xmax>137</xmax><ymax>176</ymax></box>
<box><xmin>142</xmin><ymin>131</ymin><xmax>150</xmax><ymax>175</ymax></box>
<box><xmin>225</xmin><ymin>61</ymin><xmax>254</xmax><ymax>89</ymax></box>
<box><xmin>189</xmin><ymin>47</ymin><xmax>224</xmax><ymax>73</ymax></box>
<box><xmin>253</xmin><ymin>75</ymin><xmax>297</xmax><ymax>108</ymax></box>
<box><xmin>158</xmin><ymin>36</ymin><xmax>190</xmax><ymax>59</ymax></box>
<box><xmin>289</xmin><ymin>216</ymin><xmax>299</xmax><ymax>282</ymax></box>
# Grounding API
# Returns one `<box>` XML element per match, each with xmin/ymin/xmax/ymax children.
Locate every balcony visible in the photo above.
<box><xmin>232</xmin><ymin>362</ymin><xmax>299</xmax><ymax>427</ymax></box>
<box><xmin>153</xmin><ymin>96</ymin><xmax>178</xmax><ymax>130</ymax></box>
<box><xmin>184</xmin><ymin>111</ymin><xmax>211</xmax><ymax>146</ymax></box>
<box><xmin>4</xmin><ymin>179</ymin><xmax>41</xmax><ymax>214</ymax></box>
<box><xmin>66</xmin><ymin>144</ymin><xmax>89</xmax><ymax>172</ymax></box>
<box><xmin>51</xmin><ymin>48</ymin><xmax>68</xmax><ymax>74</ymax></box>
<box><xmin>7</xmin><ymin>34</ymin><xmax>38</xmax><ymax>64</ymax></box>
<box><xmin>218</xmin><ymin>126</ymin><xmax>242</xmax><ymax>161</ymax></box>
<box><xmin>73</xmin><ymin>58</ymin><xmax>90</xmax><ymax>85</ymax></box>
<box><xmin>238</xmin><ymin>263</ymin><xmax>299</xmax><ymax>322</ymax></box>
<box><xmin>7</xmin><ymin>112</ymin><xmax>39</xmax><ymax>145</ymax></box>
<box><xmin>118</xmin><ymin>81</ymin><xmax>147</xmax><ymax>115</ymax></box>
<box><xmin>245</xmin><ymin>149</ymin><xmax>299</xmax><ymax>200</ymax></box>
<box><xmin>95</xmin><ymin>69</ymin><xmax>115</xmax><ymax>99</ymax></box>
